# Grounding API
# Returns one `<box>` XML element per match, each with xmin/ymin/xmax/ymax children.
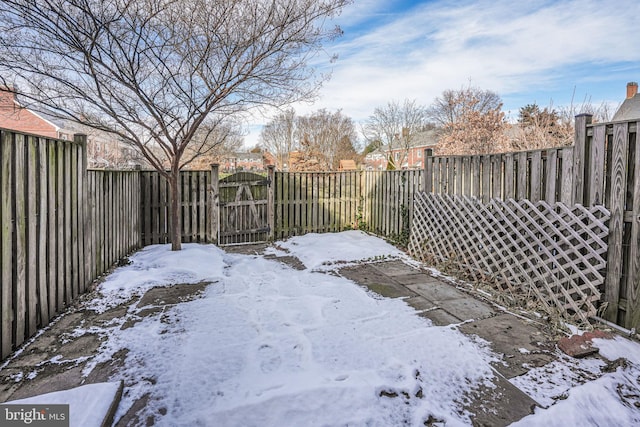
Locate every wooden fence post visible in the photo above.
<box><xmin>573</xmin><ymin>114</ymin><xmax>592</xmax><ymax>205</ymax></box>
<box><xmin>133</xmin><ymin>164</ymin><xmax>142</xmax><ymax>249</ymax></box>
<box><xmin>210</xmin><ymin>164</ymin><xmax>219</xmax><ymax>244</ymax></box>
<box><xmin>267</xmin><ymin>165</ymin><xmax>275</xmax><ymax>241</ymax></box>
<box><xmin>423</xmin><ymin>149</ymin><xmax>433</xmax><ymax>193</ymax></box>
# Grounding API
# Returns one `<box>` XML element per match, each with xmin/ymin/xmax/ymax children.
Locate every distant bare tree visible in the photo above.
<box><xmin>362</xmin><ymin>99</ymin><xmax>430</xmax><ymax>168</ymax></box>
<box><xmin>435</xmin><ymin>89</ymin><xmax>508</xmax><ymax>155</ymax></box>
<box><xmin>182</xmin><ymin>122</ymin><xmax>244</xmax><ymax>170</ymax></box>
<box><xmin>511</xmin><ymin>95</ymin><xmax>618</xmax><ymax>151</ymax></box>
<box><xmin>295</xmin><ymin>109</ymin><xmax>357</xmax><ymax>171</ymax></box>
<box><xmin>260</xmin><ymin>109</ymin><xmax>297</xmax><ymax>170</ymax></box>
<box><xmin>428</xmin><ymin>86</ymin><xmax>502</xmax><ymax>127</ymax></box>
<box><xmin>510</xmin><ymin>103</ymin><xmax>573</xmax><ymax>151</ymax></box>
<box><xmin>0</xmin><ymin>0</ymin><xmax>349</xmax><ymax>249</ymax></box>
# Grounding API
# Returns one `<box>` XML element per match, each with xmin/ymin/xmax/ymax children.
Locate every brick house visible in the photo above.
<box><xmin>364</xmin><ymin>129</ymin><xmax>439</xmax><ymax>170</ymax></box>
<box><xmin>0</xmin><ymin>86</ymin><xmax>143</xmax><ymax>168</ymax></box>
<box><xmin>0</xmin><ymin>86</ymin><xmax>59</xmax><ymax>138</ymax></box>
<box><xmin>220</xmin><ymin>152</ymin><xmax>273</xmax><ymax>172</ymax></box>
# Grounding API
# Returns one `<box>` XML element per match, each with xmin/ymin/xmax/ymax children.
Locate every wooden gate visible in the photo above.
<box><xmin>213</xmin><ymin>168</ymin><xmax>274</xmax><ymax>245</ymax></box>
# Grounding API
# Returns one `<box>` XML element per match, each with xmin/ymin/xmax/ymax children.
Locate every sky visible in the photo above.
<box><xmin>244</xmin><ymin>0</ymin><xmax>640</xmax><ymax>148</ymax></box>
<box><xmin>5</xmin><ymin>231</ymin><xmax>640</xmax><ymax>426</ymax></box>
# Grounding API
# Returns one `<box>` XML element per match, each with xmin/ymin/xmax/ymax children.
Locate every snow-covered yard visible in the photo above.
<box><xmin>6</xmin><ymin>231</ymin><xmax>640</xmax><ymax>426</ymax></box>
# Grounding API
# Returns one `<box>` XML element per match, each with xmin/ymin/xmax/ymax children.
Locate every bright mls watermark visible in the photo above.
<box><xmin>0</xmin><ymin>404</ymin><xmax>69</xmax><ymax>426</ymax></box>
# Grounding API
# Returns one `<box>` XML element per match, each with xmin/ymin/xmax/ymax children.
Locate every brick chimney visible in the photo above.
<box><xmin>627</xmin><ymin>81</ymin><xmax>638</xmax><ymax>99</ymax></box>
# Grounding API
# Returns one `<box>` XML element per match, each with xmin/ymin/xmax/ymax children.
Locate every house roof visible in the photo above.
<box><xmin>366</xmin><ymin>129</ymin><xmax>439</xmax><ymax>158</ymax></box>
<box><xmin>0</xmin><ymin>88</ymin><xmax>61</xmax><ymax>133</ymax></box>
<box><xmin>230</xmin><ymin>152</ymin><xmax>263</xmax><ymax>161</ymax></box>
<box><xmin>612</xmin><ymin>94</ymin><xmax>640</xmax><ymax>121</ymax></box>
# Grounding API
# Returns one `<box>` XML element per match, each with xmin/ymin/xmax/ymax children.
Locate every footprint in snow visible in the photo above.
<box><xmin>258</xmin><ymin>344</ymin><xmax>281</xmax><ymax>373</ymax></box>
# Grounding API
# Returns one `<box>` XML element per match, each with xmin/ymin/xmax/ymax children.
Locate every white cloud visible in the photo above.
<box><xmin>244</xmin><ymin>0</ymin><xmax>640</xmax><ymax>148</ymax></box>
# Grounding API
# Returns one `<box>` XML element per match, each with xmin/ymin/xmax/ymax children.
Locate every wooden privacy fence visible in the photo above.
<box><xmin>274</xmin><ymin>171</ymin><xmax>362</xmax><ymax>238</ymax></box>
<box><xmin>1</xmin><ymin>129</ymin><xmax>140</xmax><ymax>360</ymax></box>
<box><xmin>414</xmin><ymin>116</ymin><xmax>640</xmax><ymax>331</ymax></box>
<box><xmin>139</xmin><ymin>168</ymin><xmax>423</xmax><ymax>243</ymax></box>
<box><xmin>273</xmin><ymin>170</ymin><xmax>422</xmax><ymax>240</ymax></box>
<box><xmin>87</xmin><ymin>170</ymin><xmax>141</xmax><ymax>277</ymax></box>
<box><xmin>362</xmin><ymin>170</ymin><xmax>422</xmax><ymax>240</ymax></box>
<box><xmin>139</xmin><ymin>169</ymin><xmax>213</xmax><ymax>245</ymax></box>
<box><xmin>5</xmin><ymin>115</ymin><xmax>637</xmax><ymax>357</ymax></box>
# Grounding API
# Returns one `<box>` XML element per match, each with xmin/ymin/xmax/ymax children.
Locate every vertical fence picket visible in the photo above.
<box><xmin>604</xmin><ymin>123</ymin><xmax>629</xmax><ymax>323</ymax></box>
<box><xmin>573</xmin><ymin>114</ymin><xmax>591</xmax><ymax>205</ymax></box>
<box><xmin>26</xmin><ymin>135</ymin><xmax>38</xmax><ymax>335</ymax></box>
<box><xmin>14</xmin><ymin>133</ymin><xmax>26</xmax><ymax>347</ymax></box>
<box><xmin>530</xmin><ymin>151</ymin><xmax>541</xmax><ymax>202</ymax></box>
<box><xmin>588</xmin><ymin>125</ymin><xmax>606</xmax><ymax>206</ymax></box>
<box><xmin>504</xmin><ymin>154</ymin><xmax>514</xmax><ymax>200</ymax></box>
<box><xmin>1</xmin><ymin>131</ymin><xmax>13</xmax><ymax>359</ymax></box>
<box><xmin>560</xmin><ymin>148</ymin><xmax>574</xmax><ymax>205</ymax></box>
<box><xmin>37</xmin><ymin>139</ymin><xmax>49</xmax><ymax>325</ymax></box>
<box><xmin>491</xmin><ymin>155</ymin><xmax>502</xmax><ymax>200</ymax></box>
<box><xmin>545</xmin><ymin>150</ymin><xmax>557</xmax><ymax>204</ymax></box>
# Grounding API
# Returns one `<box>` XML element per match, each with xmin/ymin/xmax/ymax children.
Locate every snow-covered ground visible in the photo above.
<box><xmin>9</xmin><ymin>231</ymin><xmax>640</xmax><ymax>426</ymax></box>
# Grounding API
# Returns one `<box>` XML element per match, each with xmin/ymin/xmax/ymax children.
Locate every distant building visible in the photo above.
<box><xmin>0</xmin><ymin>86</ymin><xmax>143</xmax><ymax>168</ymax></box>
<box><xmin>612</xmin><ymin>82</ymin><xmax>640</xmax><ymax>121</ymax></box>
<box><xmin>221</xmin><ymin>152</ymin><xmax>269</xmax><ymax>172</ymax></box>
<box><xmin>363</xmin><ymin>129</ymin><xmax>439</xmax><ymax>170</ymax></box>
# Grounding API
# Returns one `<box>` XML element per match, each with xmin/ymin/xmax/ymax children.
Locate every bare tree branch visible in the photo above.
<box><xmin>362</xmin><ymin>99</ymin><xmax>430</xmax><ymax>168</ymax></box>
<box><xmin>0</xmin><ymin>0</ymin><xmax>350</xmax><ymax>249</ymax></box>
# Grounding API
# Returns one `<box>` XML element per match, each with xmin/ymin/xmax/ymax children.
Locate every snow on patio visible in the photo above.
<box><xmin>64</xmin><ymin>231</ymin><xmax>640</xmax><ymax>425</ymax></box>
<box><xmin>85</xmin><ymin>231</ymin><xmax>498</xmax><ymax>426</ymax></box>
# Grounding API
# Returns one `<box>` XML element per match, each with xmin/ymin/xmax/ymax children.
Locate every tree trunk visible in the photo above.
<box><xmin>169</xmin><ymin>169</ymin><xmax>182</xmax><ymax>251</ymax></box>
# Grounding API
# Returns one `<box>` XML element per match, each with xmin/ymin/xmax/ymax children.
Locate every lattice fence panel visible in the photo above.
<box><xmin>408</xmin><ymin>193</ymin><xmax>610</xmax><ymax>323</ymax></box>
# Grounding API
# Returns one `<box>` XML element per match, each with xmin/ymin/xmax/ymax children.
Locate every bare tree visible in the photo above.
<box><xmin>511</xmin><ymin>95</ymin><xmax>618</xmax><ymax>152</ymax></box>
<box><xmin>182</xmin><ymin>122</ymin><xmax>244</xmax><ymax>170</ymax></box>
<box><xmin>435</xmin><ymin>89</ymin><xmax>508</xmax><ymax>155</ymax></box>
<box><xmin>294</xmin><ymin>109</ymin><xmax>357</xmax><ymax>171</ymax></box>
<box><xmin>362</xmin><ymin>99</ymin><xmax>429</xmax><ymax>168</ymax></box>
<box><xmin>428</xmin><ymin>86</ymin><xmax>502</xmax><ymax>127</ymax></box>
<box><xmin>0</xmin><ymin>0</ymin><xmax>349</xmax><ymax>249</ymax></box>
<box><xmin>510</xmin><ymin>103</ymin><xmax>573</xmax><ymax>151</ymax></box>
<box><xmin>259</xmin><ymin>108</ymin><xmax>297</xmax><ymax>170</ymax></box>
